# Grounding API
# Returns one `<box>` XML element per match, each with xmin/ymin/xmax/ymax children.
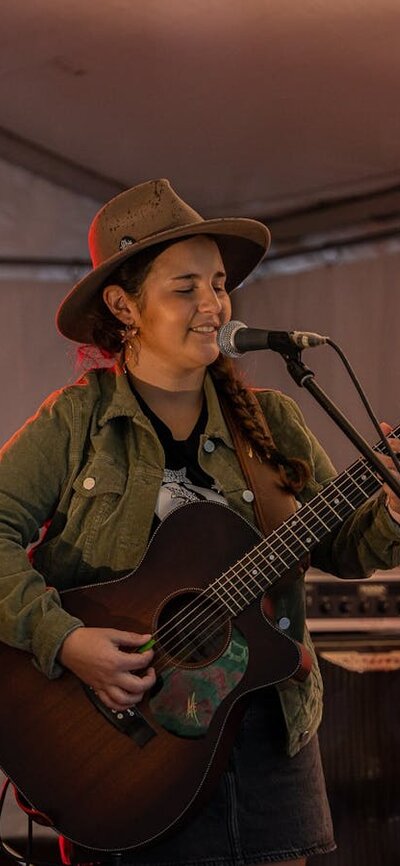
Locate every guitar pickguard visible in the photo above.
<box><xmin>149</xmin><ymin>627</ymin><xmax>249</xmax><ymax>737</ymax></box>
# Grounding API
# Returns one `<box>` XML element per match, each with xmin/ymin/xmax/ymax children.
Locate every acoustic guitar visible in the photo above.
<box><xmin>0</xmin><ymin>432</ymin><xmax>392</xmax><ymax>851</ymax></box>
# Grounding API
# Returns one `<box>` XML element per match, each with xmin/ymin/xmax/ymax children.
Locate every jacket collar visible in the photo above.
<box><xmin>203</xmin><ymin>374</ymin><xmax>234</xmax><ymax>448</ymax></box>
<box><xmin>97</xmin><ymin>366</ymin><xmax>234</xmax><ymax>448</ymax></box>
<box><xmin>97</xmin><ymin>366</ymin><xmax>143</xmax><ymax>427</ymax></box>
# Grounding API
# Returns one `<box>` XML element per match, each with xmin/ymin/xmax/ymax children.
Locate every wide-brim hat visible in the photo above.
<box><xmin>56</xmin><ymin>179</ymin><xmax>271</xmax><ymax>344</ymax></box>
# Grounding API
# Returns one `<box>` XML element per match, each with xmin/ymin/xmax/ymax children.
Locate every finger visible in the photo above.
<box><xmin>380</xmin><ymin>421</ymin><xmax>393</xmax><ymax>436</ymax></box>
<box><xmin>95</xmin><ymin>688</ymin><xmax>136</xmax><ymax>711</ymax></box>
<box><xmin>380</xmin><ymin>455</ymin><xmax>400</xmax><ymax>481</ymax></box>
<box><xmin>102</xmin><ymin>686</ymin><xmax>141</xmax><ymax>709</ymax></box>
<box><xmin>381</xmin><ymin>439</ymin><xmax>400</xmax><ymax>453</ymax></box>
<box><xmin>380</xmin><ymin>454</ymin><xmax>399</xmax><ymax>469</ymax></box>
<box><xmin>102</xmin><ymin>673</ymin><xmax>156</xmax><ymax>709</ymax></box>
<box><xmin>109</xmin><ymin>631</ymin><xmax>153</xmax><ymax>648</ymax></box>
<box><xmin>118</xmin><ymin>667</ymin><xmax>157</xmax><ymax>692</ymax></box>
<box><xmin>131</xmin><ymin>648</ymin><xmax>155</xmax><ymax>668</ymax></box>
<box><xmin>115</xmin><ymin>648</ymin><xmax>155</xmax><ymax>672</ymax></box>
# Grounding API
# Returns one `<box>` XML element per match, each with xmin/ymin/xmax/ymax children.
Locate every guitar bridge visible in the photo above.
<box><xmin>83</xmin><ymin>685</ymin><xmax>156</xmax><ymax>747</ymax></box>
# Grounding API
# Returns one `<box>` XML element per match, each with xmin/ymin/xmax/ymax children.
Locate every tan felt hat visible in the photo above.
<box><xmin>56</xmin><ymin>178</ymin><xmax>271</xmax><ymax>344</ymax></box>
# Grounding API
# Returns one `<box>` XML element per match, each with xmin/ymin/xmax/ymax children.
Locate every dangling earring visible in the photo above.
<box><xmin>121</xmin><ymin>321</ymin><xmax>139</xmax><ymax>370</ymax></box>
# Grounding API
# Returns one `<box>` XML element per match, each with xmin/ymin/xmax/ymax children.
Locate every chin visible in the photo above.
<box><xmin>200</xmin><ymin>345</ymin><xmax>220</xmax><ymax>366</ymax></box>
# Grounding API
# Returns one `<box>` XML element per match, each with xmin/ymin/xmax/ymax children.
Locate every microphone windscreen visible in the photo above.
<box><xmin>216</xmin><ymin>320</ymin><xmax>247</xmax><ymax>358</ymax></box>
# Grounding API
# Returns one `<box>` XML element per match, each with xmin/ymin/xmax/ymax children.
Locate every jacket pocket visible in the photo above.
<box><xmin>69</xmin><ymin>458</ymin><xmax>126</xmax><ymax>543</ymax></box>
<box><xmin>71</xmin><ymin>459</ymin><xmax>126</xmax><ymax>499</ymax></box>
<box><xmin>36</xmin><ymin>458</ymin><xmax>128</xmax><ymax>584</ymax></box>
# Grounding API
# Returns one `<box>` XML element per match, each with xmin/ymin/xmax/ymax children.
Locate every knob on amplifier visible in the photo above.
<box><xmin>305</xmin><ymin>568</ymin><xmax>400</xmax><ymax>633</ymax></box>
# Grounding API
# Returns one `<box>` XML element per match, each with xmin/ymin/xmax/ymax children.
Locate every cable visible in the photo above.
<box><xmin>326</xmin><ymin>337</ymin><xmax>400</xmax><ymax>478</ymax></box>
<box><xmin>0</xmin><ymin>777</ymin><xmax>60</xmax><ymax>866</ymax></box>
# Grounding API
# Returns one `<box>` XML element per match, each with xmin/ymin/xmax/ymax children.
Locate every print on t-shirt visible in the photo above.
<box><xmin>156</xmin><ymin>467</ymin><xmax>227</xmax><ymax>523</ymax></box>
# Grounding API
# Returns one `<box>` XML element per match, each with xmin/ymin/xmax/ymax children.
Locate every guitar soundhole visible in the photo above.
<box><xmin>156</xmin><ymin>590</ymin><xmax>230</xmax><ymax>668</ymax></box>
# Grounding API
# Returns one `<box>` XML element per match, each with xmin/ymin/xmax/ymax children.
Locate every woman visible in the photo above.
<box><xmin>1</xmin><ymin>179</ymin><xmax>400</xmax><ymax>866</ymax></box>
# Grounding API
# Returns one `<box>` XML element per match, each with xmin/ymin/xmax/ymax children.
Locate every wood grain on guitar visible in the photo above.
<box><xmin>0</xmin><ymin>437</ymin><xmax>387</xmax><ymax>851</ymax></box>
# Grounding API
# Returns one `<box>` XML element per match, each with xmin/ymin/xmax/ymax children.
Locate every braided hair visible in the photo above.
<box><xmin>209</xmin><ymin>355</ymin><xmax>310</xmax><ymax>492</ymax></box>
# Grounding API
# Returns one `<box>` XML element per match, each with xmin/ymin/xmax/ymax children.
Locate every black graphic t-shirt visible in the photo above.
<box><xmin>133</xmin><ymin>388</ymin><xmax>227</xmax><ymax>527</ymax></box>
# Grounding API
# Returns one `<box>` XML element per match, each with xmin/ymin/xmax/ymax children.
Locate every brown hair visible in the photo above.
<box><xmin>87</xmin><ymin>241</ymin><xmax>177</xmax><ymax>356</ymax></box>
<box><xmin>85</xmin><ymin>240</ymin><xmax>310</xmax><ymax>493</ymax></box>
<box><xmin>209</xmin><ymin>355</ymin><xmax>309</xmax><ymax>492</ymax></box>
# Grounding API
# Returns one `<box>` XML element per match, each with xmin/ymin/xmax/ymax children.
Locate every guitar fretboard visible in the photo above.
<box><xmin>208</xmin><ymin>425</ymin><xmax>400</xmax><ymax>615</ymax></box>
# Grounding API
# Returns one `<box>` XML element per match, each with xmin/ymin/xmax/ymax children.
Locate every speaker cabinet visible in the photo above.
<box><xmin>310</xmin><ymin>649</ymin><xmax>400</xmax><ymax>865</ymax></box>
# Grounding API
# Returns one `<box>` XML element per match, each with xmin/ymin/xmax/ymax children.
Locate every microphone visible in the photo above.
<box><xmin>217</xmin><ymin>320</ymin><xmax>328</xmax><ymax>358</ymax></box>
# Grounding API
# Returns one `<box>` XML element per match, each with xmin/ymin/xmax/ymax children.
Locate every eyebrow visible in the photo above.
<box><xmin>171</xmin><ymin>271</ymin><xmax>226</xmax><ymax>281</ymax></box>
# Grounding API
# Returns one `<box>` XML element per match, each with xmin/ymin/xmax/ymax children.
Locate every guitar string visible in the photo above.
<box><xmin>154</xmin><ymin>432</ymin><xmax>395</xmax><ymax>657</ymax></box>
<box><xmin>144</xmin><ymin>429</ymin><xmax>397</xmax><ymax>668</ymax></box>
<box><xmin>150</xmin><ymin>462</ymin><xmax>381</xmax><ymax>674</ymax></box>
<box><xmin>154</xmin><ymin>480</ymin><xmax>378</xmax><ymax>673</ymax></box>
<box><xmin>151</xmin><ymin>462</ymin><xmax>380</xmax><ymax>673</ymax></box>
<box><xmin>150</xmin><ymin>460</ymin><xmax>381</xmax><ymax>671</ymax></box>
<box><xmin>150</xmin><ymin>432</ymin><xmax>398</xmax><ymax>670</ymax></box>
<box><xmin>154</xmin><ymin>525</ymin><xmax>374</xmax><ymax>674</ymax></box>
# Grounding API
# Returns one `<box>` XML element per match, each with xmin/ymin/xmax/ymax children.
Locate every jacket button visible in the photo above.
<box><xmin>203</xmin><ymin>439</ymin><xmax>215</xmax><ymax>453</ymax></box>
<box><xmin>242</xmin><ymin>489</ymin><xmax>254</xmax><ymax>502</ymax></box>
<box><xmin>83</xmin><ymin>477</ymin><xmax>96</xmax><ymax>490</ymax></box>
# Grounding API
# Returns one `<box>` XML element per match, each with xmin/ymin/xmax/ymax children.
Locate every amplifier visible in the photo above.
<box><xmin>304</xmin><ymin>571</ymin><xmax>400</xmax><ymax>866</ymax></box>
<box><xmin>305</xmin><ymin>568</ymin><xmax>400</xmax><ymax>634</ymax></box>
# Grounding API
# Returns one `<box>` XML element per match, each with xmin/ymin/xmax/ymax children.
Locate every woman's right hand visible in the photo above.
<box><xmin>58</xmin><ymin>627</ymin><xmax>156</xmax><ymax>711</ymax></box>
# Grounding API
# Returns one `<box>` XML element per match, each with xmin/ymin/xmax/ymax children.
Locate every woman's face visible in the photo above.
<box><xmin>119</xmin><ymin>236</ymin><xmax>231</xmax><ymax>382</ymax></box>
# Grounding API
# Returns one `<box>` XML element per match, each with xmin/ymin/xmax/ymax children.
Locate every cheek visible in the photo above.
<box><xmin>221</xmin><ymin>295</ymin><xmax>232</xmax><ymax>323</ymax></box>
<box><xmin>139</xmin><ymin>305</ymin><xmax>173</xmax><ymax>332</ymax></box>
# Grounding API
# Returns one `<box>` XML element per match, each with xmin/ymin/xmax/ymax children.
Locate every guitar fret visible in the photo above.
<box><xmin>223</xmin><ymin>568</ymin><xmax>263</xmax><ymax>607</ymax></box>
<box><xmin>278</xmin><ymin>534</ymin><xmax>302</xmax><ymax>558</ymax></box>
<box><xmin>223</xmin><ymin>547</ymin><xmax>281</xmax><ymax>605</ymax></box>
<box><xmin>323</xmin><ymin>487</ymin><xmax>357</xmax><ymax>520</ymax></box>
<box><xmin>241</xmin><ymin>559</ymin><xmax>268</xmax><ymax>592</ymax></box>
<box><xmin>318</xmin><ymin>503</ymin><xmax>341</xmax><ymax>523</ymax></box>
<box><xmin>251</xmin><ymin>571</ymin><xmax>269</xmax><ymax>590</ymax></box>
<box><xmin>281</xmin><ymin>520</ymin><xmax>318</xmax><ymax>548</ymax></box>
<box><xmin>222</xmin><ymin>557</ymin><xmax>266</xmax><ymax>608</ymax></box>
<box><xmin>272</xmin><ymin>526</ymin><xmax>310</xmax><ymax>562</ymax></box>
<box><xmin>252</xmin><ymin>554</ymin><xmax>281</xmax><ymax>578</ymax></box>
<box><xmin>303</xmin><ymin>502</ymin><xmax>332</xmax><ymax>532</ymax></box>
<box><xmin>310</xmin><ymin>508</ymin><xmax>331</xmax><ymax>531</ymax></box>
<box><xmin>227</xmin><ymin>576</ymin><xmax>252</xmax><ymax>605</ymax></box>
<box><xmin>208</xmin><ymin>428</ymin><xmax>398</xmax><ymax>615</ymax></box>
<box><xmin>349</xmin><ymin>477</ymin><xmax>369</xmax><ymax>505</ymax></box>
<box><xmin>232</xmin><ymin>572</ymin><xmax>257</xmax><ymax>604</ymax></box>
<box><xmin>208</xmin><ymin>582</ymin><xmax>241</xmax><ymax>615</ymax></box>
<box><xmin>265</xmin><ymin>547</ymin><xmax>290</xmax><ymax>568</ymax></box>
<box><xmin>351</xmin><ymin>477</ymin><xmax>376</xmax><ymax>499</ymax></box>
<box><xmin>285</xmin><ymin>522</ymin><xmax>310</xmax><ymax>552</ymax></box>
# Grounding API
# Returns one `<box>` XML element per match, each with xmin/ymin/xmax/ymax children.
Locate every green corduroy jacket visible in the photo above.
<box><xmin>1</xmin><ymin>367</ymin><xmax>399</xmax><ymax>756</ymax></box>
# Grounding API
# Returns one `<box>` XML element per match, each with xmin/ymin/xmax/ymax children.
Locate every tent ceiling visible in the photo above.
<box><xmin>1</xmin><ymin>0</ymin><xmax>399</xmax><ymax>245</ymax></box>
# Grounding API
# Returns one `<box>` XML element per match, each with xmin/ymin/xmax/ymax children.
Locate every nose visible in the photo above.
<box><xmin>196</xmin><ymin>283</ymin><xmax>223</xmax><ymax>314</ymax></box>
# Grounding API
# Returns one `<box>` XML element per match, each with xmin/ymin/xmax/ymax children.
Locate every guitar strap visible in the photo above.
<box><xmin>220</xmin><ymin>394</ymin><xmax>299</xmax><ymax>536</ymax></box>
<box><xmin>220</xmin><ymin>394</ymin><xmax>310</xmax><ymax>592</ymax></box>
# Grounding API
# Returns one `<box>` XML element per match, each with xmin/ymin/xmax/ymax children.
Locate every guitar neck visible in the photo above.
<box><xmin>209</xmin><ymin>424</ymin><xmax>400</xmax><ymax>614</ymax></box>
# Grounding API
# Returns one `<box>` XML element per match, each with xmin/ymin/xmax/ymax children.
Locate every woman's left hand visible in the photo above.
<box><xmin>380</xmin><ymin>421</ymin><xmax>400</xmax><ymax>518</ymax></box>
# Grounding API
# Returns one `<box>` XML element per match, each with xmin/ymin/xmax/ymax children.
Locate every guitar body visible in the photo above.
<box><xmin>0</xmin><ymin>502</ymin><xmax>308</xmax><ymax>851</ymax></box>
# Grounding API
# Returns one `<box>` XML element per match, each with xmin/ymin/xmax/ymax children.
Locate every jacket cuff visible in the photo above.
<box><xmin>384</xmin><ymin>494</ymin><xmax>400</xmax><ymax>526</ymax></box>
<box><xmin>31</xmin><ymin>609</ymin><xmax>84</xmax><ymax>679</ymax></box>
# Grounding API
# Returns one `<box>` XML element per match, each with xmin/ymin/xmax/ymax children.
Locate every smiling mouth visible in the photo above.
<box><xmin>190</xmin><ymin>326</ymin><xmax>217</xmax><ymax>334</ymax></box>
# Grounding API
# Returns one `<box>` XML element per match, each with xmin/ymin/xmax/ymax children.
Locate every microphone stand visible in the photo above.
<box><xmin>276</xmin><ymin>346</ymin><xmax>400</xmax><ymax>501</ymax></box>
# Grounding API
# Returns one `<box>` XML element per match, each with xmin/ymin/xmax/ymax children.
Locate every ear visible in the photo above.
<box><xmin>102</xmin><ymin>285</ymin><xmax>138</xmax><ymax>325</ymax></box>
